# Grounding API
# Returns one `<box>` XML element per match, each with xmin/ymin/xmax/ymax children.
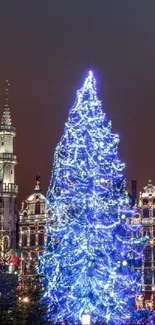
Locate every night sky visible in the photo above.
<box><xmin>0</xmin><ymin>1</ymin><xmax>155</xmax><ymax>203</ymax></box>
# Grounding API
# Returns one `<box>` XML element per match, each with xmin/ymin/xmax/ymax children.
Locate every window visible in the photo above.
<box><xmin>35</xmin><ymin>201</ymin><xmax>40</xmax><ymax>215</ymax></box>
<box><xmin>135</xmin><ymin>213</ymin><xmax>140</xmax><ymax>218</ymax></box>
<box><xmin>11</xmin><ymin>170</ymin><xmax>12</xmax><ymax>174</ymax></box>
<box><xmin>143</xmin><ymin>208</ymin><xmax>149</xmax><ymax>218</ymax></box>
<box><xmin>39</xmin><ymin>233</ymin><xmax>44</xmax><ymax>246</ymax></box>
<box><xmin>153</xmin><ymin>246</ymin><xmax>155</xmax><ymax>260</ymax></box>
<box><xmin>153</xmin><ymin>208</ymin><xmax>155</xmax><ymax>218</ymax></box>
<box><xmin>39</xmin><ymin>226</ymin><xmax>44</xmax><ymax>246</ymax></box>
<box><xmin>30</xmin><ymin>233</ymin><xmax>35</xmax><ymax>246</ymax></box>
<box><xmin>23</xmin><ymin>212</ymin><xmax>27</xmax><ymax>222</ymax></box>
<box><xmin>22</xmin><ymin>227</ymin><xmax>27</xmax><ymax>246</ymax></box>
<box><xmin>1</xmin><ymin>142</ymin><xmax>4</xmax><ymax>146</ymax></box>
<box><xmin>30</xmin><ymin>205</ymin><xmax>34</xmax><ymax>215</ymax></box>
<box><xmin>22</xmin><ymin>234</ymin><xmax>27</xmax><ymax>246</ymax></box>
<box><xmin>0</xmin><ymin>198</ymin><xmax>3</xmax><ymax>208</ymax></box>
<box><xmin>144</xmin><ymin>247</ymin><xmax>152</xmax><ymax>262</ymax></box>
<box><xmin>143</xmin><ymin>226</ymin><xmax>151</xmax><ymax>238</ymax></box>
<box><xmin>144</xmin><ymin>269</ymin><xmax>152</xmax><ymax>284</ymax></box>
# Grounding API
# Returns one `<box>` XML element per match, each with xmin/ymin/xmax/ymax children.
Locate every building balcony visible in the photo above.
<box><xmin>0</xmin><ymin>183</ymin><xmax>18</xmax><ymax>194</ymax></box>
<box><xmin>0</xmin><ymin>153</ymin><xmax>17</xmax><ymax>163</ymax></box>
<box><xmin>19</xmin><ymin>214</ymin><xmax>46</xmax><ymax>223</ymax></box>
<box><xmin>0</xmin><ymin>124</ymin><xmax>16</xmax><ymax>135</ymax></box>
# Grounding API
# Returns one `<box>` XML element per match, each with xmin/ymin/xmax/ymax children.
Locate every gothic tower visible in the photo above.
<box><xmin>0</xmin><ymin>80</ymin><xmax>18</xmax><ymax>262</ymax></box>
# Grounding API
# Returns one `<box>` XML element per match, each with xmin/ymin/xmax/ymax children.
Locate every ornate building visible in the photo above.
<box><xmin>19</xmin><ymin>175</ymin><xmax>46</xmax><ymax>276</ymax></box>
<box><xmin>0</xmin><ymin>81</ymin><xmax>18</xmax><ymax>263</ymax></box>
<box><xmin>134</xmin><ymin>180</ymin><xmax>155</xmax><ymax>309</ymax></box>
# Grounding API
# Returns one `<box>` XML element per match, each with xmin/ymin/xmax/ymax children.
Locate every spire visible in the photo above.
<box><xmin>34</xmin><ymin>174</ymin><xmax>41</xmax><ymax>191</ymax></box>
<box><xmin>148</xmin><ymin>179</ymin><xmax>152</xmax><ymax>184</ymax></box>
<box><xmin>1</xmin><ymin>80</ymin><xmax>12</xmax><ymax>126</ymax></box>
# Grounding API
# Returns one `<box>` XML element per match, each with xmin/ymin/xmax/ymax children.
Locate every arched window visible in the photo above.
<box><xmin>143</xmin><ymin>208</ymin><xmax>149</xmax><ymax>218</ymax></box>
<box><xmin>35</xmin><ymin>201</ymin><xmax>40</xmax><ymax>215</ymax></box>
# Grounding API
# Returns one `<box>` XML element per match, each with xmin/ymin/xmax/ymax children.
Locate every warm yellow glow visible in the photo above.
<box><xmin>22</xmin><ymin>297</ymin><xmax>29</xmax><ymax>303</ymax></box>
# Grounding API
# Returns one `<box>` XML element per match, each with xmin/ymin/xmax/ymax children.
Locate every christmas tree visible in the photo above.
<box><xmin>41</xmin><ymin>71</ymin><xmax>146</xmax><ymax>325</ymax></box>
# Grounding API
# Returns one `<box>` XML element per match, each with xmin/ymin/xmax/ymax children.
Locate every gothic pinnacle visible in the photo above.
<box><xmin>1</xmin><ymin>80</ymin><xmax>12</xmax><ymax>126</ymax></box>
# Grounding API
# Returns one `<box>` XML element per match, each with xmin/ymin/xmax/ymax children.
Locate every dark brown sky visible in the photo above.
<box><xmin>0</xmin><ymin>1</ymin><xmax>155</xmax><ymax>202</ymax></box>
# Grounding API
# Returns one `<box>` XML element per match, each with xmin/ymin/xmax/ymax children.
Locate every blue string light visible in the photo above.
<box><xmin>40</xmin><ymin>71</ymin><xmax>147</xmax><ymax>325</ymax></box>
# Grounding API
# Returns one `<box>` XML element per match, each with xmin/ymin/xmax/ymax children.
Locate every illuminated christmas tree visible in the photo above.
<box><xmin>41</xmin><ymin>71</ymin><xmax>146</xmax><ymax>325</ymax></box>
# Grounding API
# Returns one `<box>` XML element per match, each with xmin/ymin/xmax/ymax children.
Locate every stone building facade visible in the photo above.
<box><xmin>135</xmin><ymin>180</ymin><xmax>155</xmax><ymax>309</ymax></box>
<box><xmin>18</xmin><ymin>175</ymin><xmax>46</xmax><ymax>276</ymax></box>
